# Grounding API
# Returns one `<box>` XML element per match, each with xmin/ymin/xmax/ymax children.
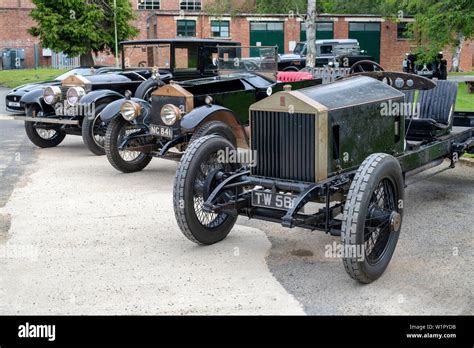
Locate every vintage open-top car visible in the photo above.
<box><xmin>172</xmin><ymin>70</ymin><xmax>473</xmax><ymax>283</ymax></box>
<box><xmin>11</xmin><ymin>39</ymin><xmax>239</xmax><ymax>155</ymax></box>
<box><xmin>99</xmin><ymin>46</ymin><xmax>321</xmax><ymax>173</ymax></box>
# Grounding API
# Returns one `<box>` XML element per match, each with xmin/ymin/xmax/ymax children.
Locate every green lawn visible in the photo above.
<box><xmin>455</xmin><ymin>82</ymin><xmax>474</xmax><ymax>111</ymax></box>
<box><xmin>448</xmin><ymin>70</ymin><xmax>474</xmax><ymax>76</ymax></box>
<box><xmin>0</xmin><ymin>68</ymin><xmax>68</xmax><ymax>88</ymax></box>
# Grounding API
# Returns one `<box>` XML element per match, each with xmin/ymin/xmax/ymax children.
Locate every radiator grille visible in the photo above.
<box><xmin>250</xmin><ymin>110</ymin><xmax>316</xmax><ymax>182</ymax></box>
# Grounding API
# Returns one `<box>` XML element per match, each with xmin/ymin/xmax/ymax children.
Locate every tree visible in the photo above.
<box><xmin>305</xmin><ymin>0</ymin><xmax>317</xmax><ymax>69</ymax></box>
<box><xmin>383</xmin><ymin>0</ymin><xmax>474</xmax><ymax>71</ymax></box>
<box><xmin>28</xmin><ymin>0</ymin><xmax>139</xmax><ymax>67</ymax></box>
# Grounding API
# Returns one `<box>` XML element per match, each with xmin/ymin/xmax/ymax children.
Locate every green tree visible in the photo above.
<box><xmin>383</xmin><ymin>0</ymin><xmax>474</xmax><ymax>71</ymax></box>
<box><xmin>28</xmin><ymin>0</ymin><xmax>139</xmax><ymax>67</ymax></box>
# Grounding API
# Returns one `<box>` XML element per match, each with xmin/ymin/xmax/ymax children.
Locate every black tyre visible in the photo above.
<box><xmin>134</xmin><ymin>78</ymin><xmax>164</xmax><ymax>102</ymax></box>
<box><xmin>173</xmin><ymin>135</ymin><xmax>239</xmax><ymax>245</ymax></box>
<box><xmin>189</xmin><ymin>121</ymin><xmax>237</xmax><ymax>147</ymax></box>
<box><xmin>81</xmin><ymin>103</ymin><xmax>107</xmax><ymax>156</ymax></box>
<box><xmin>104</xmin><ymin>116</ymin><xmax>152</xmax><ymax>173</ymax></box>
<box><xmin>341</xmin><ymin>153</ymin><xmax>404</xmax><ymax>284</ymax></box>
<box><xmin>24</xmin><ymin>104</ymin><xmax>66</xmax><ymax>148</ymax></box>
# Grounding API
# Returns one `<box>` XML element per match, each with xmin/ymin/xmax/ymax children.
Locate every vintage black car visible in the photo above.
<box><xmin>5</xmin><ymin>66</ymin><xmax>120</xmax><ymax>113</ymax></box>
<box><xmin>11</xmin><ymin>39</ymin><xmax>239</xmax><ymax>155</ymax></box>
<box><xmin>172</xmin><ymin>70</ymin><xmax>473</xmax><ymax>283</ymax></box>
<box><xmin>99</xmin><ymin>46</ymin><xmax>321</xmax><ymax>173</ymax></box>
<box><xmin>402</xmin><ymin>51</ymin><xmax>447</xmax><ymax>80</ymax></box>
<box><xmin>278</xmin><ymin>39</ymin><xmax>374</xmax><ymax>71</ymax></box>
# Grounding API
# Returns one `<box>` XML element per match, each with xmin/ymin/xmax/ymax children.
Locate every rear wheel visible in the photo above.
<box><xmin>173</xmin><ymin>135</ymin><xmax>239</xmax><ymax>245</ymax></box>
<box><xmin>104</xmin><ymin>116</ymin><xmax>152</xmax><ymax>173</ymax></box>
<box><xmin>81</xmin><ymin>103</ymin><xmax>107</xmax><ymax>155</ymax></box>
<box><xmin>341</xmin><ymin>153</ymin><xmax>404</xmax><ymax>284</ymax></box>
<box><xmin>24</xmin><ymin>104</ymin><xmax>65</xmax><ymax>148</ymax></box>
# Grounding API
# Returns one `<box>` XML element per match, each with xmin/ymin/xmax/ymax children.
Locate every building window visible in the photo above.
<box><xmin>397</xmin><ymin>22</ymin><xmax>411</xmax><ymax>40</ymax></box>
<box><xmin>211</xmin><ymin>20</ymin><xmax>229</xmax><ymax>38</ymax></box>
<box><xmin>180</xmin><ymin>0</ymin><xmax>202</xmax><ymax>11</ymax></box>
<box><xmin>137</xmin><ymin>0</ymin><xmax>160</xmax><ymax>10</ymax></box>
<box><xmin>177</xmin><ymin>20</ymin><xmax>196</xmax><ymax>37</ymax></box>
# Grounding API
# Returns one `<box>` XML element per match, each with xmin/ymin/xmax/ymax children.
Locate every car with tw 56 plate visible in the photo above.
<box><xmin>9</xmin><ymin>39</ymin><xmax>239</xmax><ymax>155</ymax></box>
<box><xmin>100</xmin><ymin>46</ymin><xmax>321</xmax><ymax>173</ymax></box>
<box><xmin>172</xmin><ymin>68</ymin><xmax>474</xmax><ymax>283</ymax></box>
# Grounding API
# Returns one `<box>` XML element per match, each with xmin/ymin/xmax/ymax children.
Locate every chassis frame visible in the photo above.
<box><xmin>201</xmin><ymin>126</ymin><xmax>473</xmax><ymax>235</ymax></box>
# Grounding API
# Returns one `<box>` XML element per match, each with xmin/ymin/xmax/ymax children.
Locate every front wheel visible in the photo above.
<box><xmin>81</xmin><ymin>103</ymin><xmax>107</xmax><ymax>156</ymax></box>
<box><xmin>104</xmin><ymin>116</ymin><xmax>152</xmax><ymax>173</ymax></box>
<box><xmin>173</xmin><ymin>135</ymin><xmax>239</xmax><ymax>245</ymax></box>
<box><xmin>24</xmin><ymin>104</ymin><xmax>66</xmax><ymax>148</ymax></box>
<box><xmin>341</xmin><ymin>153</ymin><xmax>404</xmax><ymax>284</ymax></box>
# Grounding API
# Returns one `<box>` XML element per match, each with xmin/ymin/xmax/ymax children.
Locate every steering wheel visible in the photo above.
<box><xmin>349</xmin><ymin>60</ymin><xmax>384</xmax><ymax>74</ymax></box>
<box><xmin>138</xmin><ymin>61</ymin><xmax>147</xmax><ymax>67</ymax></box>
<box><xmin>244</xmin><ymin>60</ymin><xmax>259</xmax><ymax>72</ymax></box>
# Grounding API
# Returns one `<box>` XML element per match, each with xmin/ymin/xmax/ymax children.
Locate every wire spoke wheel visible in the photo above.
<box><xmin>92</xmin><ymin>114</ymin><xmax>107</xmax><ymax>148</ymax></box>
<box><xmin>36</xmin><ymin>128</ymin><xmax>58</xmax><ymax>140</ymax></box>
<box><xmin>342</xmin><ymin>153</ymin><xmax>404</xmax><ymax>283</ymax></box>
<box><xmin>118</xmin><ymin>126</ymin><xmax>141</xmax><ymax>161</ymax></box>
<box><xmin>173</xmin><ymin>135</ymin><xmax>239</xmax><ymax>245</ymax></box>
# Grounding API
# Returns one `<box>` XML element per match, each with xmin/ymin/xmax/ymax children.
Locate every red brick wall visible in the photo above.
<box><xmin>380</xmin><ymin>20</ymin><xmax>412</xmax><ymax>71</ymax></box>
<box><xmin>333</xmin><ymin>18</ymin><xmax>348</xmax><ymax>39</ymax></box>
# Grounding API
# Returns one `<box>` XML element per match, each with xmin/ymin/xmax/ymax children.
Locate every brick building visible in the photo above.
<box><xmin>1</xmin><ymin>0</ymin><xmax>473</xmax><ymax>72</ymax></box>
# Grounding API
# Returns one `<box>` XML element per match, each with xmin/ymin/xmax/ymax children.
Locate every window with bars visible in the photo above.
<box><xmin>137</xmin><ymin>0</ymin><xmax>160</xmax><ymax>10</ymax></box>
<box><xmin>211</xmin><ymin>20</ymin><xmax>229</xmax><ymax>38</ymax></box>
<box><xmin>177</xmin><ymin>20</ymin><xmax>196</xmax><ymax>37</ymax></box>
<box><xmin>180</xmin><ymin>0</ymin><xmax>202</xmax><ymax>11</ymax></box>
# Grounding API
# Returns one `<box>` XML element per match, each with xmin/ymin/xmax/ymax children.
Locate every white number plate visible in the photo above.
<box><xmin>251</xmin><ymin>190</ymin><xmax>297</xmax><ymax>211</ymax></box>
<box><xmin>149</xmin><ymin>124</ymin><xmax>173</xmax><ymax>138</ymax></box>
<box><xmin>8</xmin><ymin>101</ymin><xmax>21</xmax><ymax>107</ymax></box>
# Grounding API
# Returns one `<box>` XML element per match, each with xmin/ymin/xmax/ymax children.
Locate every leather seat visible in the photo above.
<box><xmin>405</xmin><ymin>80</ymin><xmax>457</xmax><ymax>140</ymax></box>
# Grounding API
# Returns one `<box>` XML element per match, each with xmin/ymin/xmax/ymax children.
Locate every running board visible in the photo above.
<box><xmin>13</xmin><ymin>116</ymin><xmax>79</xmax><ymax>125</ymax></box>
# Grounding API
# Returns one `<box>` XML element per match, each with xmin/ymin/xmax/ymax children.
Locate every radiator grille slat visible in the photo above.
<box><xmin>251</xmin><ymin>111</ymin><xmax>316</xmax><ymax>182</ymax></box>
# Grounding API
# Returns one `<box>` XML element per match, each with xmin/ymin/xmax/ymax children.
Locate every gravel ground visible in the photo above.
<box><xmin>0</xmin><ymin>87</ymin><xmax>472</xmax><ymax>315</ymax></box>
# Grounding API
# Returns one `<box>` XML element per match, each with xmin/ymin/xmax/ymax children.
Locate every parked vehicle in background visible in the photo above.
<box><xmin>100</xmin><ymin>46</ymin><xmax>321</xmax><ymax>173</ymax></box>
<box><xmin>278</xmin><ymin>39</ymin><xmax>374</xmax><ymax>71</ymax></box>
<box><xmin>5</xmin><ymin>66</ymin><xmax>120</xmax><ymax>113</ymax></box>
<box><xmin>11</xmin><ymin>39</ymin><xmax>239</xmax><ymax>155</ymax></box>
<box><xmin>402</xmin><ymin>51</ymin><xmax>447</xmax><ymax>80</ymax></box>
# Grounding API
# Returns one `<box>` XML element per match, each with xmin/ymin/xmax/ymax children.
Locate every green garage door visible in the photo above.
<box><xmin>300</xmin><ymin>21</ymin><xmax>334</xmax><ymax>42</ymax></box>
<box><xmin>348</xmin><ymin>22</ymin><xmax>381</xmax><ymax>63</ymax></box>
<box><xmin>250</xmin><ymin>22</ymin><xmax>284</xmax><ymax>56</ymax></box>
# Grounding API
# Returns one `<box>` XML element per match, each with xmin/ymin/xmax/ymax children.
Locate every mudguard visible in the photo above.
<box><xmin>79</xmin><ymin>89</ymin><xmax>123</xmax><ymax>106</ymax></box>
<box><xmin>100</xmin><ymin>97</ymin><xmax>151</xmax><ymax>124</ymax></box>
<box><xmin>180</xmin><ymin>104</ymin><xmax>242</xmax><ymax>132</ymax></box>
<box><xmin>20</xmin><ymin>89</ymin><xmax>46</xmax><ymax>108</ymax></box>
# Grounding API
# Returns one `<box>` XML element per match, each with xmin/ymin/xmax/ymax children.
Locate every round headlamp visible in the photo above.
<box><xmin>43</xmin><ymin>86</ymin><xmax>62</xmax><ymax>105</ymax></box>
<box><xmin>66</xmin><ymin>87</ymin><xmax>86</xmax><ymax>106</ymax></box>
<box><xmin>160</xmin><ymin>104</ymin><xmax>181</xmax><ymax>126</ymax></box>
<box><xmin>120</xmin><ymin>101</ymin><xmax>141</xmax><ymax>121</ymax></box>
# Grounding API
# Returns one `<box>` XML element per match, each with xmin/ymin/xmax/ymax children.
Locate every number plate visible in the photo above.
<box><xmin>251</xmin><ymin>190</ymin><xmax>297</xmax><ymax>211</ymax></box>
<box><xmin>8</xmin><ymin>101</ymin><xmax>21</xmax><ymax>107</ymax></box>
<box><xmin>149</xmin><ymin>124</ymin><xmax>173</xmax><ymax>138</ymax></box>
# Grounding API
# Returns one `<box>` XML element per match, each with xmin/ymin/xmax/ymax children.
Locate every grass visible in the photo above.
<box><xmin>448</xmin><ymin>70</ymin><xmax>474</xmax><ymax>76</ymax></box>
<box><xmin>455</xmin><ymin>82</ymin><xmax>474</xmax><ymax>111</ymax></box>
<box><xmin>0</xmin><ymin>68</ymin><xmax>68</xmax><ymax>88</ymax></box>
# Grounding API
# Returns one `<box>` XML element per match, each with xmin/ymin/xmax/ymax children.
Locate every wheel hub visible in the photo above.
<box><xmin>389</xmin><ymin>211</ymin><xmax>401</xmax><ymax>232</ymax></box>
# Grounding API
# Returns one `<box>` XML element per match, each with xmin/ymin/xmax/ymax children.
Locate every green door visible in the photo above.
<box><xmin>348</xmin><ymin>22</ymin><xmax>381</xmax><ymax>63</ymax></box>
<box><xmin>300</xmin><ymin>21</ymin><xmax>334</xmax><ymax>42</ymax></box>
<box><xmin>249</xmin><ymin>22</ymin><xmax>284</xmax><ymax>56</ymax></box>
